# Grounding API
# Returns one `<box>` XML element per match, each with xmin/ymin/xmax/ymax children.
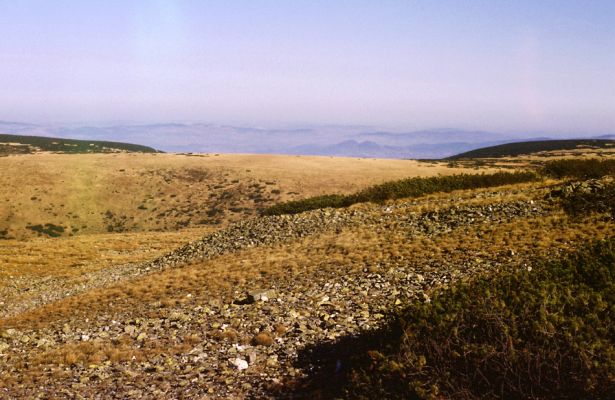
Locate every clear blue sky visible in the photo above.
<box><xmin>1</xmin><ymin>1</ymin><xmax>613</xmax><ymax>134</ymax></box>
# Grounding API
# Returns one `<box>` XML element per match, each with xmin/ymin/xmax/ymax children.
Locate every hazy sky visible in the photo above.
<box><xmin>1</xmin><ymin>1</ymin><xmax>614</xmax><ymax>134</ymax></box>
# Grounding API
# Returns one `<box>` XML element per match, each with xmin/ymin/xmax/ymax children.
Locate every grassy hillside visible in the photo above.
<box><xmin>0</xmin><ymin>153</ymin><xmax>476</xmax><ymax>241</ymax></box>
<box><xmin>447</xmin><ymin>139</ymin><xmax>615</xmax><ymax>159</ymax></box>
<box><xmin>0</xmin><ymin>150</ymin><xmax>613</xmax><ymax>398</ymax></box>
<box><xmin>2</xmin><ymin>174</ymin><xmax>613</xmax><ymax>399</ymax></box>
<box><xmin>0</xmin><ymin>133</ymin><xmax>159</xmax><ymax>154</ymax></box>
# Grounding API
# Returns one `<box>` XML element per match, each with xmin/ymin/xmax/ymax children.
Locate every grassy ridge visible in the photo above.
<box><xmin>447</xmin><ymin>139</ymin><xmax>615</xmax><ymax>159</ymax></box>
<box><xmin>0</xmin><ymin>134</ymin><xmax>160</xmax><ymax>154</ymax></box>
<box><xmin>343</xmin><ymin>237</ymin><xmax>615</xmax><ymax>399</ymax></box>
<box><xmin>263</xmin><ymin>171</ymin><xmax>539</xmax><ymax>215</ymax></box>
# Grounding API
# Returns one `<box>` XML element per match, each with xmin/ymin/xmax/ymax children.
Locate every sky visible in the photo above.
<box><xmin>0</xmin><ymin>0</ymin><xmax>614</xmax><ymax>134</ymax></box>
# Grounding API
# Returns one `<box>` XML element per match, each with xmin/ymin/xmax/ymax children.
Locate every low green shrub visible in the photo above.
<box><xmin>559</xmin><ymin>181</ymin><xmax>615</xmax><ymax>218</ymax></box>
<box><xmin>26</xmin><ymin>223</ymin><xmax>65</xmax><ymax>237</ymax></box>
<box><xmin>544</xmin><ymin>158</ymin><xmax>615</xmax><ymax>179</ymax></box>
<box><xmin>346</xmin><ymin>238</ymin><xmax>615</xmax><ymax>399</ymax></box>
<box><xmin>263</xmin><ymin>171</ymin><xmax>538</xmax><ymax>216</ymax></box>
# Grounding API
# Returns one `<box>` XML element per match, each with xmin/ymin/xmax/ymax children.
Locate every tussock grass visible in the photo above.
<box><xmin>0</xmin><ymin>228</ymin><xmax>212</xmax><ymax>285</ymax></box>
<box><xmin>4</xmin><ymin>208</ymin><xmax>611</xmax><ymax>331</ymax></box>
<box><xmin>253</xmin><ymin>332</ymin><xmax>274</xmax><ymax>346</ymax></box>
<box><xmin>34</xmin><ymin>341</ymin><xmax>141</xmax><ymax>366</ymax></box>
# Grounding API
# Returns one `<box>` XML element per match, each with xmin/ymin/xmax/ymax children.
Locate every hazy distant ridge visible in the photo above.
<box><xmin>0</xmin><ymin>121</ymin><xmax>611</xmax><ymax>159</ymax></box>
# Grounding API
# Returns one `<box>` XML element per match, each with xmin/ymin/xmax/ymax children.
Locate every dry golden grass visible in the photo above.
<box><xmin>1</xmin><ymin>192</ymin><xmax>611</xmax><ymax>389</ymax></box>
<box><xmin>0</xmin><ymin>227</ymin><xmax>213</xmax><ymax>287</ymax></box>
<box><xmin>0</xmin><ymin>181</ymin><xmax>542</xmax><ymax>288</ymax></box>
<box><xmin>0</xmin><ymin>152</ymin><xmax>492</xmax><ymax>291</ymax></box>
<box><xmin>33</xmin><ymin>340</ymin><xmax>141</xmax><ymax>366</ymax></box>
<box><xmin>2</xmin><ymin>152</ymin><xmax>613</xmax><ymax>394</ymax></box>
<box><xmin>3</xmin><ymin>201</ymin><xmax>611</xmax><ymax>331</ymax></box>
<box><xmin>0</xmin><ymin>152</ymin><xmax>482</xmax><ymax>241</ymax></box>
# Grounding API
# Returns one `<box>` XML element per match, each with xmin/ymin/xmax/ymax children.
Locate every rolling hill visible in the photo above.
<box><xmin>0</xmin><ymin>134</ymin><xmax>160</xmax><ymax>155</ymax></box>
<box><xmin>0</xmin><ymin>152</ymin><xmax>474</xmax><ymax>241</ymax></box>
<box><xmin>447</xmin><ymin>139</ymin><xmax>615</xmax><ymax>159</ymax></box>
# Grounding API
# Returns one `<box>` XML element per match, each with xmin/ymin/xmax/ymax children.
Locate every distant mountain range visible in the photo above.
<box><xmin>0</xmin><ymin>120</ymin><xmax>611</xmax><ymax>159</ymax></box>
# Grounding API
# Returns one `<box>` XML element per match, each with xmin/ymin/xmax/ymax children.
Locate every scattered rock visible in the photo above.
<box><xmin>247</xmin><ymin>289</ymin><xmax>275</xmax><ymax>303</ymax></box>
<box><xmin>230</xmin><ymin>358</ymin><xmax>249</xmax><ymax>371</ymax></box>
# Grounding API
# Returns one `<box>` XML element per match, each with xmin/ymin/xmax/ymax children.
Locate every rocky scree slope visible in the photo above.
<box><xmin>2</xmin><ymin>187</ymin><xmax>546</xmax><ymax>318</ymax></box>
<box><xmin>0</xmin><ymin>187</ymin><xmax>562</xmax><ymax>399</ymax></box>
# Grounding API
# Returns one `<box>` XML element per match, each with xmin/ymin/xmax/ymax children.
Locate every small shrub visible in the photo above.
<box><xmin>206</xmin><ymin>208</ymin><xmax>222</xmax><ymax>217</ymax></box>
<box><xmin>252</xmin><ymin>332</ymin><xmax>274</xmax><ymax>347</ymax></box>
<box><xmin>559</xmin><ymin>181</ymin><xmax>615</xmax><ymax>218</ymax></box>
<box><xmin>274</xmin><ymin>324</ymin><xmax>288</xmax><ymax>336</ymax></box>
<box><xmin>26</xmin><ymin>223</ymin><xmax>65</xmax><ymax>237</ymax></box>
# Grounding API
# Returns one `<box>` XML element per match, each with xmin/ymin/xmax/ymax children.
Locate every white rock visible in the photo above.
<box><xmin>230</xmin><ymin>357</ymin><xmax>249</xmax><ymax>371</ymax></box>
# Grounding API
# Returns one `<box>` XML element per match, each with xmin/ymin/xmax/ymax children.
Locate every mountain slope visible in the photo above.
<box><xmin>0</xmin><ymin>134</ymin><xmax>160</xmax><ymax>154</ymax></box>
<box><xmin>1</xmin><ymin>176</ymin><xmax>613</xmax><ymax>398</ymax></box>
<box><xmin>447</xmin><ymin>139</ymin><xmax>615</xmax><ymax>159</ymax></box>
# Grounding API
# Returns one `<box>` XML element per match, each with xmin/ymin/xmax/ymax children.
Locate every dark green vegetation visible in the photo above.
<box><xmin>293</xmin><ymin>238</ymin><xmax>614</xmax><ymax>400</ymax></box>
<box><xmin>557</xmin><ymin>181</ymin><xmax>615</xmax><ymax>219</ymax></box>
<box><xmin>0</xmin><ymin>134</ymin><xmax>159</xmax><ymax>154</ymax></box>
<box><xmin>544</xmin><ymin>158</ymin><xmax>615</xmax><ymax>179</ymax></box>
<box><xmin>447</xmin><ymin>139</ymin><xmax>614</xmax><ymax>159</ymax></box>
<box><xmin>263</xmin><ymin>171</ymin><xmax>539</xmax><ymax>215</ymax></box>
<box><xmin>26</xmin><ymin>223</ymin><xmax>65</xmax><ymax>237</ymax></box>
<box><xmin>544</xmin><ymin>158</ymin><xmax>615</xmax><ymax>218</ymax></box>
